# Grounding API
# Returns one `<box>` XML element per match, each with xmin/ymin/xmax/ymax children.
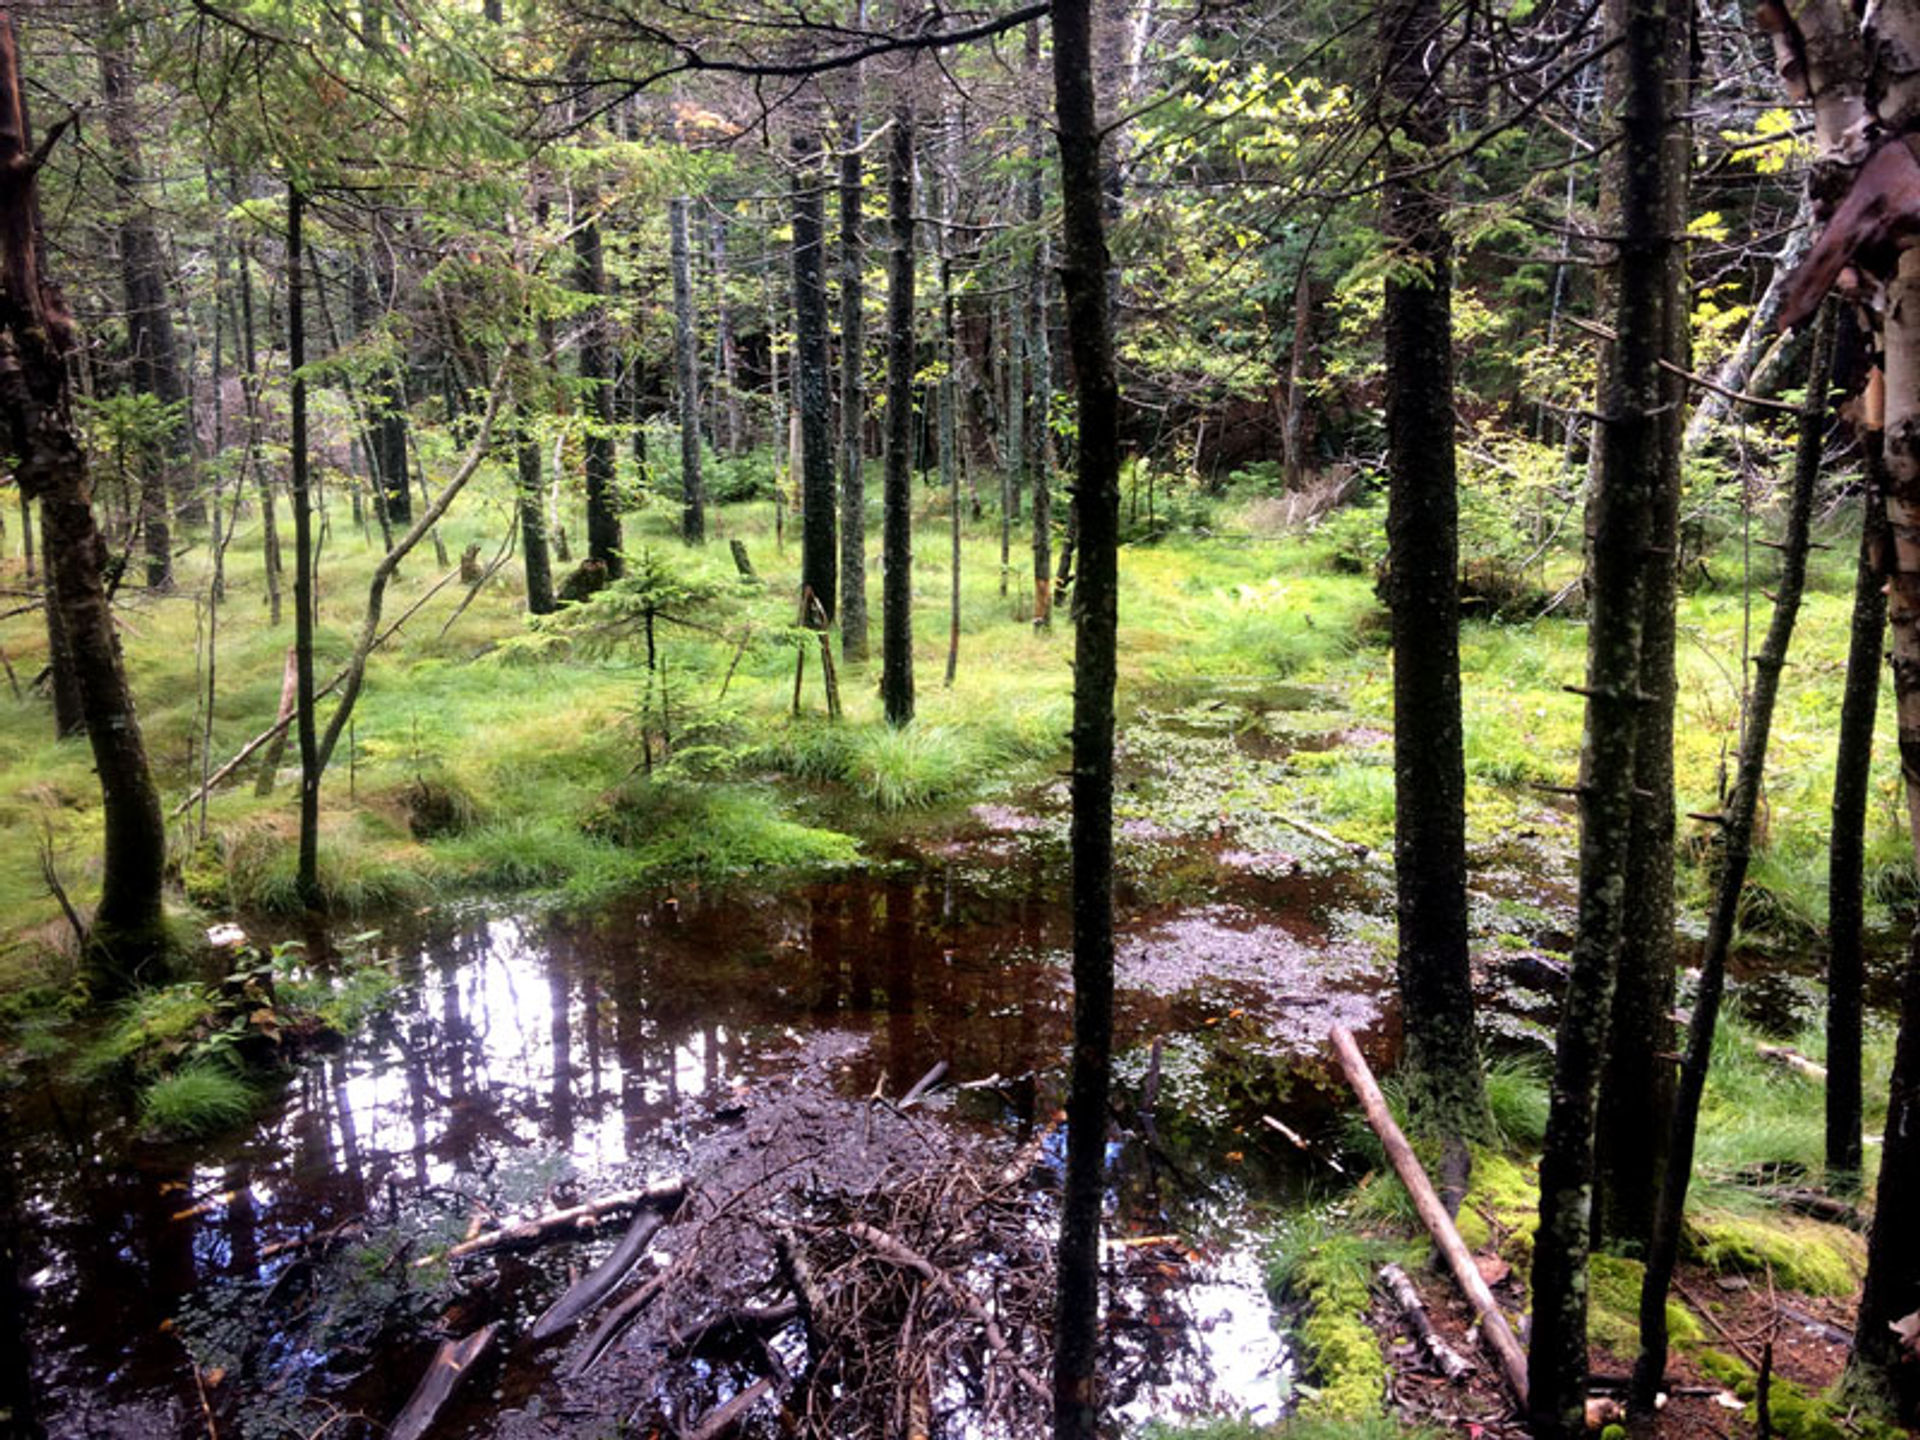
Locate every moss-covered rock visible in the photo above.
<box><xmin>1586</xmin><ymin>1253</ymin><xmax>1702</xmax><ymax>1354</ymax></box>
<box><xmin>1454</xmin><ymin>1149</ymin><xmax>1538</xmax><ymax>1264</ymax></box>
<box><xmin>1684</xmin><ymin>1207</ymin><xmax>1865</xmax><ymax>1296</ymax></box>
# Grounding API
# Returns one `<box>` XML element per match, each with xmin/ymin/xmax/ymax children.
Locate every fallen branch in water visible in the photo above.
<box><xmin>531</xmin><ymin>1200</ymin><xmax>681</xmax><ymax>1339</ymax></box>
<box><xmin>415</xmin><ymin>1178</ymin><xmax>685</xmax><ymax>1269</ymax></box>
<box><xmin>388</xmin><ymin>1323</ymin><xmax>498</xmax><ymax>1440</ymax></box>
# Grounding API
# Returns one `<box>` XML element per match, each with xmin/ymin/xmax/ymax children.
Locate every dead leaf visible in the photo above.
<box><xmin>1474</xmin><ymin>1252</ymin><xmax>1511</xmax><ymax>1286</ymax></box>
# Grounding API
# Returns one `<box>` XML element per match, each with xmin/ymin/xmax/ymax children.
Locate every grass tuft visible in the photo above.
<box><xmin>140</xmin><ymin>1064</ymin><xmax>257</xmax><ymax>1137</ymax></box>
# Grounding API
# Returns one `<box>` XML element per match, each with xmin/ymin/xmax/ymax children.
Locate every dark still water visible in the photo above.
<box><xmin>8</xmin><ymin>841</ymin><xmax>1386</xmax><ymax>1439</ymax></box>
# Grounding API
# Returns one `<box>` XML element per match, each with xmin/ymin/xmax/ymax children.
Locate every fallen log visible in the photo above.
<box><xmin>415</xmin><ymin>1178</ymin><xmax>685</xmax><ymax>1269</ymax></box>
<box><xmin>388</xmin><ymin>1323</ymin><xmax>498</xmax><ymax>1440</ymax></box>
<box><xmin>1766</xmin><ymin>1186</ymin><xmax>1866</xmax><ymax>1230</ymax></box>
<box><xmin>1777</xmin><ymin>1302</ymin><xmax>1853</xmax><ymax>1346</ymax></box>
<box><xmin>531</xmin><ymin>1202</ymin><xmax>679</xmax><ymax>1340</ymax></box>
<box><xmin>1328</xmin><ymin>1024</ymin><xmax>1530</xmax><ymax>1408</ymax></box>
<box><xmin>569</xmin><ymin>1266</ymin><xmax>675</xmax><ymax>1377</ymax></box>
<box><xmin>1755</xmin><ymin>1043</ymin><xmax>1826</xmax><ymax>1081</ymax></box>
<box><xmin>899</xmin><ymin>1060</ymin><xmax>950</xmax><ymax>1109</ymax></box>
<box><xmin>1378</xmin><ymin>1263</ymin><xmax>1474</xmax><ymax>1382</ymax></box>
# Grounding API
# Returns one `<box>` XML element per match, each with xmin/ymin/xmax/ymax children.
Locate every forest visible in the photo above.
<box><xmin>2</xmin><ymin>0</ymin><xmax>1920</xmax><ymax>1436</ymax></box>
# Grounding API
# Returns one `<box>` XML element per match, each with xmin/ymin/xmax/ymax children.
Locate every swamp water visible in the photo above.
<box><xmin>10</xmin><ymin>800</ymin><xmax>1398</xmax><ymax>1440</ymax></box>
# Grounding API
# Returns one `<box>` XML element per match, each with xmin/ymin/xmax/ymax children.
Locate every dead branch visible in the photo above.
<box><xmin>1329</xmin><ymin>1024</ymin><xmax>1530</xmax><ymax>1407</ymax></box>
<box><xmin>388</xmin><ymin>1324</ymin><xmax>497</xmax><ymax>1440</ymax></box>
<box><xmin>1379</xmin><ymin>1263</ymin><xmax>1475</xmax><ymax>1382</ymax></box>
<box><xmin>415</xmin><ymin>1178</ymin><xmax>685</xmax><ymax>1269</ymax></box>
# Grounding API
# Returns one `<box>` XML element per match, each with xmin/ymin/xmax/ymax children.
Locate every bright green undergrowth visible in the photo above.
<box><xmin>140</xmin><ymin>1065</ymin><xmax>258</xmax><ymax>1137</ymax></box>
<box><xmin>1</xmin><ymin>472</ymin><xmax>1909</xmax><ymax>1011</ymax></box>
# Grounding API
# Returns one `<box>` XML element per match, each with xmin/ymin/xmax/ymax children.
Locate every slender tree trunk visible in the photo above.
<box><xmin>1381</xmin><ymin>0</ymin><xmax>1488</xmax><ymax>1151</ymax></box>
<box><xmin>366</xmin><ymin>239</ymin><xmax>413</xmax><ymax>528</ymax></box>
<box><xmin>517</xmin><ymin>364</ymin><xmax>555</xmax><ymax>615</ymax></box>
<box><xmin>881</xmin><ymin>105</ymin><xmax>916</xmax><ymax>727</ymax></box>
<box><xmin>42</xmin><ymin>556</ymin><xmax>84</xmax><ymax>737</ymax></box>
<box><xmin>1051</xmin><ymin>0</ymin><xmax>1122</xmax><ymax>1425</ymax></box>
<box><xmin>1854</xmin><ymin>236</ymin><xmax>1920</xmax><ymax>1423</ymax></box>
<box><xmin>236</xmin><ymin>236</ymin><xmax>283</xmax><ymax>622</ymax></box>
<box><xmin>840</xmin><ymin>95</ymin><xmax>870</xmax><ymax>663</ymax></box>
<box><xmin>1006</xmin><ymin>267</ymin><xmax>1026</xmax><ymax>601</ymax></box>
<box><xmin>713</xmin><ymin>210</ymin><xmax>741</xmax><ymax>454</ymax></box>
<box><xmin>98</xmin><ymin>0</ymin><xmax>191</xmax><ymax>550</ymax></box>
<box><xmin>1028</xmin><ymin>23</ymin><xmax>1054</xmax><ymax>631</ymax></box>
<box><xmin>16</xmin><ymin>484</ymin><xmax>31</xmax><ymax>580</ymax></box>
<box><xmin>794</xmin><ymin>121</ymin><xmax>837</xmax><ymax>624</ymax></box>
<box><xmin>1529</xmin><ymin>0</ymin><xmax>1673</xmax><ymax>1430</ymax></box>
<box><xmin>1633</xmin><ymin>302</ymin><xmax>1837</xmax><ymax>1416</ymax></box>
<box><xmin>1826</xmin><ymin>447</ymin><xmax>1887</xmax><ymax>1188</ymax></box>
<box><xmin>1595</xmin><ymin>0</ymin><xmax>1692</xmax><ymax>1252</ymax></box>
<box><xmin>671</xmin><ymin>196</ymin><xmax>705</xmax><ymax>545</ymax></box>
<box><xmin>575</xmin><ymin>145</ymin><xmax>622</xmax><ymax>577</ymax></box>
<box><xmin>936</xmin><ymin>111</ymin><xmax>960</xmax><ymax>648</ymax></box>
<box><xmin>1</xmin><ymin>12</ymin><xmax>168</xmax><ymax>989</ymax></box>
<box><xmin>288</xmin><ymin>188</ymin><xmax>321</xmax><ymax>910</ymax></box>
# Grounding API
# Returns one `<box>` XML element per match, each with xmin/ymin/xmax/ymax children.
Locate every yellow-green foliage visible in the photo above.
<box><xmin>1585</xmin><ymin>1253</ymin><xmax>1702</xmax><ymax>1355</ymax></box>
<box><xmin>1684</xmin><ymin>1208</ymin><xmax>1865</xmax><ymax>1297</ymax></box>
<box><xmin>1454</xmin><ymin>1150</ymin><xmax>1539</xmax><ymax>1264</ymax></box>
<box><xmin>1266</xmin><ymin>1216</ymin><xmax>1393</xmax><ymax>1419</ymax></box>
<box><xmin>1700</xmin><ymin>1352</ymin><xmax>1911</xmax><ymax>1440</ymax></box>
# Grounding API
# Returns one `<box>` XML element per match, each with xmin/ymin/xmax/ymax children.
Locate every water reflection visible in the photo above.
<box><xmin>13</xmin><ymin>861</ymin><xmax>1371</xmax><ymax>1436</ymax></box>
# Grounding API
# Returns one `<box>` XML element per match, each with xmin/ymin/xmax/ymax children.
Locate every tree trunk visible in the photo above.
<box><xmin>1050</xmin><ymin>0</ymin><xmax>1122</xmax><ymax>1426</ymax></box>
<box><xmin>1826</xmin><ymin>448</ymin><xmax>1887</xmax><ymax>1187</ymax></box>
<box><xmin>1028</xmin><ymin>22</ymin><xmax>1054</xmax><ymax>631</ymax></box>
<box><xmin>671</xmin><ymin>196</ymin><xmax>705</xmax><ymax>545</ymax></box>
<box><xmin>1380</xmin><ymin>0</ymin><xmax>1488</xmax><ymax>1151</ymax></box>
<box><xmin>839</xmin><ymin>97</ymin><xmax>870</xmax><ymax>664</ymax></box>
<box><xmin>1855</xmin><ymin>234</ymin><xmax>1920</xmax><ymax>1423</ymax></box>
<box><xmin>793</xmin><ymin>122</ymin><xmax>837</xmax><ymax>624</ymax></box>
<box><xmin>881</xmin><ymin>105</ymin><xmax>916</xmax><ymax>727</ymax></box>
<box><xmin>713</xmin><ymin>210</ymin><xmax>741</xmax><ymax>454</ymax></box>
<box><xmin>936</xmin><ymin>110</ymin><xmax>960</xmax><ymax>672</ymax></box>
<box><xmin>1529</xmin><ymin>0</ymin><xmax>1673</xmax><ymax>1430</ymax></box>
<box><xmin>1632</xmin><ymin>301</ymin><xmax>1836</xmax><ymax>1417</ymax></box>
<box><xmin>97</xmin><ymin>0</ymin><xmax>192</xmax><ymax>551</ymax></box>
<box><xmin>1</xmin><ymin>11</ymin><xmax>168</xmax><ymax>989</ymax></box>
<box><xmin>366</xmin><ymin>237</ymin><xmax>413</xmax><ymax>529</ymax></box>
<box><xmin>288</xmin><ymin>188</ymin><xmax>321</xmax><ymax>910</ymax></box>
<box><xmin>1595</xmin><ymin>0</ymin><xmax>1692</xmax><ymax>1253</ymax></box>
<box><xmin>235</xmin><ymin>235</ymin><xmax>284</xmax><ymax>623</ymax></box>
<box><xmin>518</xmin><ymin>404</ymin><xmax>555</xmax><ymax>616</ymax></box>
<box><xmin>1006</xmin><ymin>261</ymin><xmax>1026</xmax><ymax>601</ymax></box>
<box><xmin>575</xmin><ymin>152</ymin><xmax>622</xmax><ymax>577</ymax></box>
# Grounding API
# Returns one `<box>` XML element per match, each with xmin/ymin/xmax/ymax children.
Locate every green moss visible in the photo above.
<box><xmin>77</xmin><ymin>983</ymin><xmax>220</xmax><ymax>1079</ymax></box>
<box><xmin>1586</xmin><ymin>1253</ymin><xmax>1701</xmax><ymax>1355</ymax></box>
<box><xmin>1266</xmin><ymin>1215</ymin><xmax>1390</xmax><ymax>1420</ymax></box>
<box><xmin>1708</xmin><ymin>1371</ymin><xmax>1914</xmax><ymax>1440</ymax></box>
<box><xmin>179</xmin><ymin>838</ymin><xmax>230</xmax><ymax>910</ymax></box>
<box><xmin>1684</xmin><ymin>1207</ymin><xmax>1864</xmax><ymax>1296</ymax></box>
<box><xmin>1455</xmin><ymin>1149</ymin><xmax>1538</xmax><ymax>1264</ymax></box>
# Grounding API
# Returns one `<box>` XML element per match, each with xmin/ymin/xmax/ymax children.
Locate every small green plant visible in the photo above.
<box><xmin>141</xmin><ymin>1064</ymin><xmax>257</xmax><ymax>1137</ymax></box>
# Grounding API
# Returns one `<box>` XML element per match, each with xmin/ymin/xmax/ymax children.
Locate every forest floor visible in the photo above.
<box><xmin>0</xmin><ymin>481</ymin><xmax>1912</xmax><ymax>1437</ymax></box>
